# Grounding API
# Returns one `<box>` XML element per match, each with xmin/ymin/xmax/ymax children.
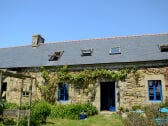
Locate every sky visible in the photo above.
<box><xmin>0</xmin><ymin>0</ymin><xmax>168</xmax><ymax>48</ymax></box>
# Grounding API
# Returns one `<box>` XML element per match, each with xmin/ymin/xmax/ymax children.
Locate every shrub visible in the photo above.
<box><xmin>3</xmin><ymin>119</ymin><xmax>16</xmax><ymax>125</ymax></box>
<box><xmin>132</xmin><ymin>105</ymin><xmax>141</xmax><ymax>111</ymax></box>
<box><xmin>19</xmin><ymin>118</ymin><xmax>28</xmax><ymax>126</ymax></box>
<box><xmin>123</xmin><ymin>104</ymin><xmax>159</xmax><ymax>126</ymax></box>
<box><xmin>31</xmin><ymin>100</ymin><xmax>51</xmax><ymax>124</ymax></box>
<box><xmin>3</xmin><ymin>101</ymin><xmax>18</xmax><ymax>109</ymax></box>
<box><xmin>50</xmin><ymin>103</ymin><xmax>98</xmax><ymax>120</ymax></box>
<box><xmin>0</xmin><ymin>100</ymin><xmax>18</xmax><ymax>115</ymax></box>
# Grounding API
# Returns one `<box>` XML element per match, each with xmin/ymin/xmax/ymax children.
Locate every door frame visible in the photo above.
<box><xmin>100</xmin><ymin>81</ymin><xmax>116</xmax><ymax>111</ymax></box>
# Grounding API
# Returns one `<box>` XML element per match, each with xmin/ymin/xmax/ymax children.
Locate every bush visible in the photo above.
<box><xmin>0</xmin><ymin>100</ymin><xmax>18</xmax><ymax>115</ymax></box>
<box><xmin>3</xmin><ymin>119</ymin><xmax>16</xmax><ymax>125</ymax></box>
<box><xmin>31</xmin><ymin>100</ymin><xmax>51</xmax><ymax>124</ymax></box>
<box><xmin>132</xmin><ymin>105</ymin><xmax>141</xmax><ymax>111</ymax></box>
<box><xmin>123</xmin><ymin>104</ymin><xmax>159</xmax><ymax>126</ymax></box>
<box><xmin>3</xmin><ymin>101</ymin><xmax>18</xmax><ymax>109</ymax></box>
<box><xmin>50</xmin><ymin>103</ymin><xmax>98</xmax><ymax>120</ymax></box>
<box><xmin>19</xmin><ymin>118</ymin><xmax>28</xmax><ymax>126</ymax></box>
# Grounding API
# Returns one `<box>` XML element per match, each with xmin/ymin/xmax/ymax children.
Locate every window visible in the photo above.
<box><xmin>23</xmin><ymin>91</ymin><xmax>29</xmax><ymax>97</ymax></box>
<box><xmin>58</xmin><ymin>83</ymin><xmax>69</xmax><ymax>101</ymax></box>
<box><xmin>81</xmin><ymin>48</ymin><xmax>93</xmax><ymax>56</ymax></box>
<box><xmin>49</xmin><ymin>51</ymin><xmax>64</xmax><ymax>61</ymax></box>
<box><xmin>159</xmin><ymin>44</ymin><xmax>168</xmax><ymax>52</ymax></box>
<box><xmin>148</xmin><ymin>80</ymin><xmax>162</xmax><ymax>101</ymax></box>
<box><xmin>109</xmin><ymin>47</ymin><xmax>121</xmax><ymax>55</ymax></box>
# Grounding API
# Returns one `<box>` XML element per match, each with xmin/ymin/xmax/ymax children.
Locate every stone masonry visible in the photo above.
<box><xmin>3</xmin><ymin>67</ymin><xmax>168</xmax><ymax>111</ymax></box>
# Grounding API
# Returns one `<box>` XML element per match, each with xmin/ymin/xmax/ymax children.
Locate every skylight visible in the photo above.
<box><xmin>81</xmin><ymin>48</ymin><xmax>93</xmax><ymax>56</ymax></box>
<box><xmin>109</xmin><ymin>47</ymin><xmax>121</xmax><ymax>55</ymax></box>
<box><xmin>49</xmin><ymin>51</ymin><xmax>64</xmax><ymax>61</ymax></box>
<box><xmin>159</xmin><ymin>44</ymin><xmax>168</xmax><ymax>52</ymax></box>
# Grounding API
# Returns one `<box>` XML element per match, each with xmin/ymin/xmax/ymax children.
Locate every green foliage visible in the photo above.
<box><xmin>159</xmin><ymin>97</ymin><xmax>168</xmax><ymax>108</ymax></box>
<box><xmin>118</xmin><ymin>107</ymin><xmax>124</xmax><ymax>112</ymax></box>
<box><xmin>3</xmin><ymin>119</ymin><xmax>16</xmax><ymax>125</ymax></box>
<box><xmin>3</xmin><ymin>101</ymin><xmax>18</xmax><ymax>109</ymax></box>
<box><xmin>31</xmin><ymin>100</ymin><xmax>51</xmax><ymax>124</ymax></box>
<box><xmin>123</xmin><ymin>104</ymin><xmax>160</xmax><ymax>126</ymax></box>
<box><xmin>38</xmin><ymin>66</ymin><xmax>138</xmax><ymax>103</ymax></box>
<box><xmin>132</xmin><ymin>105</ymin><xmax>141</xmax><ymax>111</ymax></box>
<box><xmin>38</xmin><ymin>67</ymin><xmax>59</xmax><ymax>103</ymax></box>
<box><xmin>42</xmin><ymin>115</ymin><xmax>124</xmax><ymax>126</ymax></box>
<box><xmin>19</xmin><ymin>118</ymin><xmax>28</xmax><ymax>126</ymax></box>
<box><xmin>111</xmin><ymin>113</ymin><xmax>122</xmax><ymax>120</ymax></box>
<box><xmin>0</xmin><ymin>100</ymin><xmax>18</xmax><ymax>115</ymax></box>
<box><xmin>49</xmin><ymin>103</ymin><xmax>98</xmax><ymax>120</ymax></box>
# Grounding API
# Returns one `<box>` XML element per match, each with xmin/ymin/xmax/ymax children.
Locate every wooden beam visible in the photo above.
<box><xmin>28</xmin><ymin>78</ymin><xmax>33</xmax><ymax>126</ymax></box>
<box><xmin>0</xmin><ymin>72</ymin><xmax>2</xmax><ymax>100</ymax></box>
<box><xmin>0</xmin><ymin>69</ymin><xmax>35</xmax><ymax>79</ymax></box>
<box><xmin>17</xmin><ymin>79</ymin><xmax>23</xmax><ymax>126</ymax></box>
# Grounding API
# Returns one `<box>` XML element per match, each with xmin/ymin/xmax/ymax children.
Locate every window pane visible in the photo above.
<box><xmin>149</xmin><ymin>81</ymin><xmax>153</xmax><ymax>87</ymax></box>
<box><xmin>149</xmin><ymin>88</ymin><xmax>154</xmax><ymax>95</ymax></box>
<box><xmin>156</xmin><ymin>92</ymin><xmax>161</xmax><ymax>100</ymax></box>
<box><xmin>149</xmin><ymin>95</ymin><xmax>154</xmax><ymax>100</ymax></box>
<box><xmin>156</xmin><ymin>81</ymin><xmax>161</xmax><ymax>100</ymax></box>
<box><xmin>58</xmin><ymin>83</ymin><xmax>69</xmax><ymax>101</ymax></box>
<box><xmin>60</xmin><ymin>95</ymin><xmax>64</xmax><ymax>100</ymax></box>
<box><xmin>110</xmin><ymin>47</ymin><xmax>121</xmax><ymax>54</ymax></box>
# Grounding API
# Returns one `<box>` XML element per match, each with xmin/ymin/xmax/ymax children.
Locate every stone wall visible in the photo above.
<box><xmin>118</xmin><ymin>67</ymin><xmax>168</xmax><ymax>109</ymax></box>
<box><xmin>2</xmin><ymin>66</ymin><xmax>168</xmax><ymax>112</ymax></box>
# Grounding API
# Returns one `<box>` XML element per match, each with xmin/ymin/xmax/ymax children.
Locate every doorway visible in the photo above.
<box><xmin>100</xmin><ymin>82</ymin><xmax>116</xmax><ymax>111</ymax></box>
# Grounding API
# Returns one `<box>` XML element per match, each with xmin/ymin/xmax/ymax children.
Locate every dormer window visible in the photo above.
<box><xmin>109</xmin><ymin>47</ymin><xmax>121</xmax><ymax>55</ymax></box>
<box><xmin>81</xmin><ymin>48</ymin><xmax>93</xmax><ymax>56</ymax></box>
<box><xmin>159</xmin><ymin>44</ymin><xmax>168</xmax><ymax>52</ymax></box>
<box><xmin>49</xmin><ymin>51</ymin><xmax>64</xmax><ymax>61</ymax></box>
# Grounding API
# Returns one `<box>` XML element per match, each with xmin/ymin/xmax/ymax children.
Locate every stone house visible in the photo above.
<box><xmin>0</xmin><ymin>33</ymin><xmax>168</xmax><ymax>112</ymax></box>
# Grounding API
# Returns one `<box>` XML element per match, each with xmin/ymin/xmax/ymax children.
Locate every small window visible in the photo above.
<box><xmin>81</xmin><ymin>48</ymin><xmax>93</xmax><ymax>56</ymax></box>
<box><xmin>159</xmin><ymin>44</ymin><xmax>168</xmax><ymax>52</ymax></box>
<box><xmin>109</xmin><ymin>47</ymin><xmax>121</xmax><ymax>55</ymax></box>
<box><xmin>148</xmin><ymin>80</ymin><xmax>162</xmax><ymax>101</ymax></box>
<box><xmin>49</xmin><ymin>51</ymin><xmax>64</xmax><ymax>61</ymax></box>
<box><xmin>23</xmin><ymin>91</ymin><xmax>29</xmax><ymax>97</ymax></box>
<box><xmin>58</xmin><ymin>83</ymin><xmax>69</xmax><ymax>101</ymax></box>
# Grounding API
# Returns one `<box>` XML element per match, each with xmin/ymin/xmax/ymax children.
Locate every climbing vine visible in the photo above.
<box><xmin>37</xmin><ymin>66</ymin><xmax>138</xmax><ymax>103</ymax></box>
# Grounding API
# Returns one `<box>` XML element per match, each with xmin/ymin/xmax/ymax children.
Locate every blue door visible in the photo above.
<box><xmin>100</xmin><ymin>82</ymin><xmax>116</xmax><ymax>111</ymax></box>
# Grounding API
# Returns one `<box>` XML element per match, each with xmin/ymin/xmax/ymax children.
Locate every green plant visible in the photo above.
<box><xmin>125</xmin><ymin>108</ymin><xmax>129</xmax><ymax>112</ymax></box>
<box><xmin>3</xmin><ymin>119</ymin><xmax>16</xmax><ymax>125</ymax></box>
<box><xmin>49</xmin><ymin>103</ymin><xmax>98</xmax><ymax>120</ymax></box>
<box><xmin>3</xmin><ymin>101</ymin><xmax>18</xmax><ymax>109</ymax></box>
<box><xmin>38</xmin><ymin>66</ymin><xmax>137</xmax><ymax>104</ymax></box>
<box><xmin>31</xmin><ymin>100</ymin><xmax>51</xmax><ymax>124</ymax></box>
<box><xmin>132</xmin><ymin>105</ymin><xmax>141</xmax><ymax>111</ymax></box>
<box><xmin>19</xmin><ymin>118</ymin><xmax>28</xmax><ymax>126</ymax></box>
<box><xmin>123</xmin><ymin>104</ymin><xmax>159</xmax><ymax>126</ymax></box>
<box><xmin>118</xmin><ymin>107</ymin><xmax>124</xmax><ymax>112</ymax></box>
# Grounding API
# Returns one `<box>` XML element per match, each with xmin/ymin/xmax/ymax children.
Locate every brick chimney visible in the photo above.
<box><xmin>32</xmin><ymin>34</ymin><xmax>45</xmax><ymax>47</ymax></box>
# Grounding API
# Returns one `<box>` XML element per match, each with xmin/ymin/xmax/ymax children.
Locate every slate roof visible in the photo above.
<box><xmin>0</xmin><ymin>33</ymin><xmax>168</xmax><ymax>68</ymax></box>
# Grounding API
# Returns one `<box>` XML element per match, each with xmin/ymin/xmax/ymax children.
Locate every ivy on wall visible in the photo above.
<box><xmin>37</xmin><ymin>66</ymin><xmax>138</xmax><ymax>103</ymax></box>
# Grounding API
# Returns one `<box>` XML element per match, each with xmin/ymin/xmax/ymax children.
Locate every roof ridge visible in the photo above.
<box><xmin>0</xmin><ymin>44</ymin><xmax>31</xmax><ymax>50</ymax></box>
<box><xmin>45</xmin><ymin>33</ymin><xmax>168</xmax><ymax>45</ymax></box>
<box><xmin>1</xmin><ymin>33</ymin><xmax>168</xmax><ymax>49</ymax></box>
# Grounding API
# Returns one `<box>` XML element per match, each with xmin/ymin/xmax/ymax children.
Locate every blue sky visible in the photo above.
<box><xmin>0</xmin><ymin>0</ymin><xmax>168</xmax><ymax>48</ymax></box>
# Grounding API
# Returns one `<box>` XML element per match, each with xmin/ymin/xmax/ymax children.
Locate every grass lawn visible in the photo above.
<box><xmin>42</xmin><ymin>114</ymin><xmax>123</xmax><ymax>126</ymax></box>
